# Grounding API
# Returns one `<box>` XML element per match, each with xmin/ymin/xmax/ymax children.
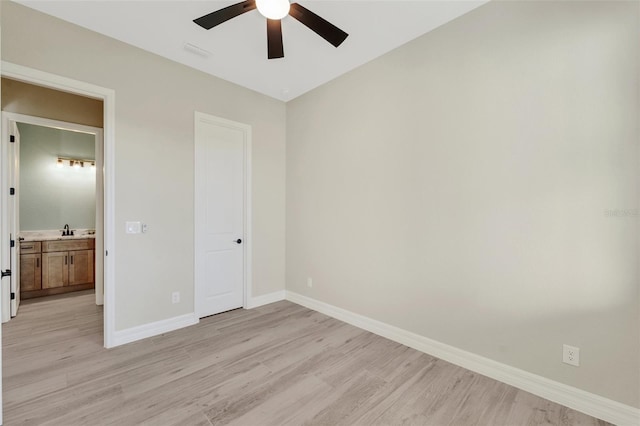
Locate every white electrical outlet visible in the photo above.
<box><xmin>307</xmin><ymin>277</ymin><xmax>313</xmax><ymax>288</ymax></box>
<box><xmin>171</xmin><ymin>291</ymin><xmax>180</xmax><ymax>304</ymax></box>
<box><xmin>563</xmin><ymin>344</ymin><xmax>580</xmax><ymax>366</ymax></box>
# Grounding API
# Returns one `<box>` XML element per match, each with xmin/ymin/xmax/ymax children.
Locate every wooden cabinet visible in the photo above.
<box><xmin>20</xmin><ymin>241</ymin><xmax>41</xmax><ymax>254</ymax></box>
<box><xmin>20</xmin><ymin>253</ymin><xmax>41</xmax><ymax>292</ymax></box>
<box><xmin>21</xmin><ymin>239</ymin><xmax>95</xmax><ymax>299</ymax></box>
<box><xmin>42</xmin><ymin>239</ymin><xmax>94</xmax><ymax>253</ymax></box>
<box><xmin>42</xmin><ymin>251</ymin><xmax>69</xmax><ymax>289</ymax></box>
<box><xmin>69</xmin><ymin>250</ymin><xmax>94</xmax><ymax>285</ymax></box>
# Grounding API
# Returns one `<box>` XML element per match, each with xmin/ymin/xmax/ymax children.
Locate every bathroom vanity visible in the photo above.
<box><xmin>19</xmin><ymin>231</ymin><xmax>95</xmax><ymax>299</ymax></box>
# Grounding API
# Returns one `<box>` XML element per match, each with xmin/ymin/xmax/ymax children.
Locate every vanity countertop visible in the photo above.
<box><xmin>20</xmin><ymin>230</ymin><xmax>96</xmax><ymax>242</ymax></box>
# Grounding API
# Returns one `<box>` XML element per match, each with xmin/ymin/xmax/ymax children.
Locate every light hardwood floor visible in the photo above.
<box><xmin>2</xmin><ymin>291</ymin><xmax>609</xmax><ymax>425</ymax></box>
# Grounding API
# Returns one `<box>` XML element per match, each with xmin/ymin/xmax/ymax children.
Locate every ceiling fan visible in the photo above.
<box><xmin>193</xmin><ymin>0</ymin><xmax>349</xmax><ymax>59</ymax></box>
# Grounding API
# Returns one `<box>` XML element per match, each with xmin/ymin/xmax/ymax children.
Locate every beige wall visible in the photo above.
<box><xmin>1</xmin><ymin>77</ymin><xmax>103</xmax><ymax>128</ymax></box>
<box><xmin>3</xmin><ymin>0</ymin><xmax>638</xmax><ymax>410</ymax></box>
<box><xmin>1</xmin><ymin>2</ymin><xmax>286</xmax><ymax>330</ymax></box>
<box><xmin>286</xmin><ymin>1</ymin><xmax>639</xmax><ymax>408</ymax></box>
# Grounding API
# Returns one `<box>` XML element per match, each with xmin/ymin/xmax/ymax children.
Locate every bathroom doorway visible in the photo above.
<box><xmin>0</xmin><ymin>63</ymin><xmax>116</xmax><ymax>349</ymax></box>
<box><xmin>1</xmin><ymin>113</ymin><xmax>104</xmax><ymax>320</ymax></box>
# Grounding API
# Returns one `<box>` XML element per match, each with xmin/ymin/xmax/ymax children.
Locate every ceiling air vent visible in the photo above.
<box><xmin>183</xmin><ymin>43</ymin><xmax>212</xmax><ymax>58</ymax></box>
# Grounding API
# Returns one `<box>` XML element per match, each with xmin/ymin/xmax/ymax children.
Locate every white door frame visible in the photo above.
<box><xmin>1</xmin><ymin>61</ymin><xmax>117</xmax><ymax>348</ymax></box>
<box><xmin>1</xmin><ymin>112</ymin><xmax>105</xmax><ymax>315</ymax></box>
<box><xmin>194</xmin><ymin>111</ymin><xmax>253</xmax><ymax>315</ymax></box>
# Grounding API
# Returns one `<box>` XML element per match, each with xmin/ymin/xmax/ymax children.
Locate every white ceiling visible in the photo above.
<box><xmin>15</xmin><ymin>0</ymin><xmax>488</xmax><ymax>102</ymax></box>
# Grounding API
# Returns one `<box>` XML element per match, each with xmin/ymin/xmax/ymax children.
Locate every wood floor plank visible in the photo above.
<box><xmin>2</xmin><ymin>291</ymin><xmax>611</xmax><ymax>426</ymax></box>
<box><xmin>224</xmin><ymin>374</ymin><xmax>333</xmax><ymax>426</ymax></box>
<box><xmin>349</xmin><ymin>356</ymin><xmax>439</xmax><ymax>424</ymax></box>
<box><xmin>307</xmin><ymin>370</ymin><xmax>388</xmax><ymax>425</ymax></box>
<box><xmin>2</xmin><ymin>373</ymin><xmax>68</xmax><ymax>407</ymax></box>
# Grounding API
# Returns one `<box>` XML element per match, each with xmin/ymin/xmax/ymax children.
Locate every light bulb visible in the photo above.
<box><xmin>256</xmin><ymin>0</ymin><xmax>290</xmax><ymax>20</ymax></box>
<box><xmin>91</xmin><ymin>161</ymin><xmax>96</xmax><ymax>169</ymax></box>
<box><xmin>57</xmin><ymin>158</ymin><xmax>64</xmax><ymax>168</ymax></box>
<box><xmin>73</xmin><ymin>161</ymin><xmax>80</xmax><ymax>169</ymax></box>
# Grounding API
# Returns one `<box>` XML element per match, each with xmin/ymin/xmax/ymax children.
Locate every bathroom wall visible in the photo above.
<box><xmin>18</xmin><ymin>122</ymin><xmax>96</xmax><ymax>231</ymax></box>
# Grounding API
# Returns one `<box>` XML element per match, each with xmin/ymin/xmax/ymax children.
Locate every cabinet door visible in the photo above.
<box><xmin>20</xmin><ymin>254</ymin><xmax>42</xmax><ymax>292</ymax></box>
<box><xmin>69</xmin><ymin>250</ymin><xmax>94</xmax><ymax>286</ymax></box>
<box><xmin>42</xmin><ymin>252</ymin><xmax>68</xmax><ymax>289</ymax></box>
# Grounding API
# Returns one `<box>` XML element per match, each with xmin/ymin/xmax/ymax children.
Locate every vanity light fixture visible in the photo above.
<box><xmin>57</xmin><ymin>157</ymin><xmax>96</xmax><ymax>169</ymax></box>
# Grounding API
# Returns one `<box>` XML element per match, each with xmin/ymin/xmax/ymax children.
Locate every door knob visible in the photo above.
<box><xmin>235</xmin><ymin>239</ymin><xmax>242</xmax><ymax>244</ymax></box>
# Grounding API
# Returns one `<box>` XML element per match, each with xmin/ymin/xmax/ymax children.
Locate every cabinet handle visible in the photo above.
<box><xmin>22</xmin><ymin>245</ymin><xmax>34</xmax><ymax>250</ymax></box>
<box><xmin>65</xmin><ymin>256</ymin><xmax>67</xmax><ymax>265</ymax></box>
<box><xmin>70</xmin><ymin>255</ymin><xmax>74</xmax><ymax>265</ymax></box>
<box><xmin>36</xmin><ymin>258</ymin><xmax>39</xmax><ymax>268</ymax></box>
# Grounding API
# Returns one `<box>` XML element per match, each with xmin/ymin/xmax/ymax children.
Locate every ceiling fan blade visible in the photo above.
<box><xmin>267</xmin><ymin>19</ymin><xmax>285</xmax><ymax>59</ymax></box>
<box><xmin>289</xmin><ymin>3</ymin><xmax>348</xmax><ymax>48</ymax></box>
<box><xmin>194</xmin><ymin>0</ymin><xmax>256</xmax><ymax>30</ymax></box>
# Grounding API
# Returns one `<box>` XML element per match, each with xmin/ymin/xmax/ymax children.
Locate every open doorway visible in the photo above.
<box><xmin>1</xmin><ymin>113</ymin><xmax>104</xmax><ymax>320</ymax></box>
<box><xmin>0</xmin><ymin>63</ymin><xmax>116</xmax><ymax>349</ymax></box>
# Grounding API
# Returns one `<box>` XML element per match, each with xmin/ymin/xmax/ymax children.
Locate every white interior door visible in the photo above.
<box><xmin>195</xmin><ymin>113</ymin><xmax>249</xmax><ymax>318</ymax></box>
<box><xmin>1</xmin><ymin>116</ymin><xmax>10</xmax><ymax>323</ymax></box>
<box><xmin>9</xmin><ymin>120</ymin><xmax>20</xmax><ymax>317</ymax></box>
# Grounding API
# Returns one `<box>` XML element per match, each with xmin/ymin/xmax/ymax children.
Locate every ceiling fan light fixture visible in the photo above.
<box><xmin>193</xmin><ymin>0</ymin><xmax>348</xmax><ymax>60</ymax></box>
<box><xmin>256</xmin><ymin>0</ymin><xmax>290</xmax><ymax>20</ymax></box>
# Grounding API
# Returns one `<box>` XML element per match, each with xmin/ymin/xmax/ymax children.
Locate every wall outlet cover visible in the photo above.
<box><xmin>563</xmin><ymin>344</ymin><xmax>580</xmax><ymax>367</ymax></box>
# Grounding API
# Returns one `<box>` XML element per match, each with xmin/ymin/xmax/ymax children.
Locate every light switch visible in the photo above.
<box><xmin>126</xmin><ymin>221</ymin><xmax>142</xmax><ymax>234</ymax></box>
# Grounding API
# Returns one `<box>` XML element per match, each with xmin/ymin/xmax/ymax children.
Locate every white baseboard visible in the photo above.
<box><xmin>246</xmin><ymin>290</ymin><xmax>286</xmax><ymax>309</ymax></box>
<box><xmin>112</xmin><ymin>313</ymin><xmax>199</xmax><ymax>347</ymax></box>
<box><xmin>110</xmin><ymin>288</ymin><xmax>287</xmax><ymax>347</ymax></box>
<box><xmin>285</xmin><ymin>291</ymin><xmax>640</xmax><ymax>426</ymax></box>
